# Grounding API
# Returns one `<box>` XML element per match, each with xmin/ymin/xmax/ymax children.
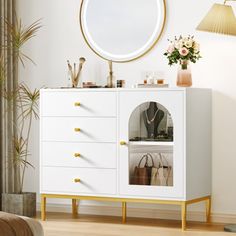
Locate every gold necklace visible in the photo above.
<box><xmin>145</xmin><ymin>109</ymin><xmax>159</xmax><ymax>124</ymax></box>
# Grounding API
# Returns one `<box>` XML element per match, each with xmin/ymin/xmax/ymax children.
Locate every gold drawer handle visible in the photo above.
<box><xmin>74</xmin><ymin>178</ymin><xmax>81</xmax><ymax>183</ymax></box>
<box><xmin>74</xmin><ymin>102</ymin><xmax>81</xmax><ymax>107</ymax></box>
<box><xmin>120</xmin><ymin>141</ymin><xmax>127</xmax><ymax>145</ymax></box>
<box><xmin>74</xmin><ymin>153</ymin><xmax>81</xmax><ymax>158</ymax></box>
<box><xmin>74</xmin><ymin>128</ymin><xmax>81</xmax><ymax>132</ymax></box>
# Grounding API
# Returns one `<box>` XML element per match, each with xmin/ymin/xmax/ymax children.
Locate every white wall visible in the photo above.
<box><xmin>18</xmin><ymin>0</ymin><xmax>236</xmax><ymax>216</ymax></box>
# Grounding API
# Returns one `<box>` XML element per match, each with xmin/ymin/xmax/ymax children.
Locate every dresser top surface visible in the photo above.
<box><xmin>40</xmin><ymin>87</ymin><xmax>211</xmax><ymax>93</ymax></box>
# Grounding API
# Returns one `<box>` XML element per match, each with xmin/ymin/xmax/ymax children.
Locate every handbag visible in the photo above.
<box><xmin>150</xmin><ymin>166</ymin><xmax>160</xmax><ymax>186</ymax></box>
<box><xmin>148</xmin><ymin>153</ymin><xmax>160</xmax><ymax>186</ymax></box>
<box><xmin>132</xmin><ymin>153</ymin><xmax>154</xmax><ymax>185</ymax></box>
<box><xmin>157</xmin><ymin>153</ymin><xmax>172</xmax><ymax>186</ymax></box>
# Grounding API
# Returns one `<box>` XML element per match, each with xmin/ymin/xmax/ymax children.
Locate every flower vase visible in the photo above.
<box><xmin>176</xmin><ymin>60</ymin><xmax>192</xmax><ymax>87</ymax></box>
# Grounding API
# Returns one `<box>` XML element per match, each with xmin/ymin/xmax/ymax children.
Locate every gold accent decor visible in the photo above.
<box><xmin>107</xmin><ymin>61</ymin><xmax>115</xmax><ymax>88</ymax></box>
<box><xmin>72</xmin><ymin>199</ymin><xmax>78</xmax><ymax>217</ymax></box>
<box><xmin>74</xmin><ymin>153</ymin><xmax>81</xmax><ymax>158</ymax></box>
<box><xmin>79</xmin><ymin>0</ymin><xmax>167</xmax><ymax>63</ymax></box>
<box><xmin>196</xmin><ymin>1</ymin><xmax>236</xmax><ymax>36</ymax></box>
<box><xmin>74</xmin><ymin>178</ymin><xmax>81</xmax><ymax>183</ymax></box>
<box><xmin>120</xmin><ymin>141</ymin><xmax>127</xmax><ymax>145</ymax></box>
<box><xmin>41</xmin><ymin>195</ymin><xmax>46</xmax><ymax>221</ymax></box>
<box><xmin>181</xmin><ymin>202</ymin><xmax>187</xmax><ymax>231</ymax></box>
<box><xmin>74</xmin><ymin>102</ymin><xmax>81</xmax><ymax>107</ymax></box>
<box><xmin>74</xmin><ymin>128</ymin><xmax>81</xmax><ymax>132</ymax></box>
<box><xmin>40</xmin><ymin>193</ymin><xmax>211</xmax><ymax>231</ymax></box>
<box><xmin>122</xmin><ymin>202</ymin><xmax>127</xmax><ymax>223</ymax></box>
<box><xmin>206</xmin><ymin>196</ymin><xmax>212</xmax><ymax>223</ymax></box>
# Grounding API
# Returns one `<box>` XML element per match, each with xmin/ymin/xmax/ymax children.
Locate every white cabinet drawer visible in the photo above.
<box><xmin>41</xmin><ymin>167</ymin><xmax>117</xmax><ymax>195</ymax></box>
<box><xmin>42</xmin><ymin>117</ymin><xmax>117</xmax><ymax>142</ymax></box>
<box><xmin>41</xmin><ymin>91</ymin><xmax>117</xmax><ymax>117</ymax></box>
<box><xmin>42</xmin><ymin>142</ymin><xmax>117</xmax><ymax>168</ymax></box>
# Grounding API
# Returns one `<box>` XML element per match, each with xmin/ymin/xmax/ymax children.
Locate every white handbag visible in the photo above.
<box><xmin>157</xmin><ymin>153</ymin><xmax>172</xmax><ymax>186</ymax></box>
<box><xmin>150</xmin><ymin>167</ymin><xmax>160</xmax><ymax>186</ymax></box>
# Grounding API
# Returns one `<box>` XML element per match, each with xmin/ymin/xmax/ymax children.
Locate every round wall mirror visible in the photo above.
<box><xmin>79</xmin><ymin>0</ymin><xmax>166</xmax><ymax>62</ymax></box>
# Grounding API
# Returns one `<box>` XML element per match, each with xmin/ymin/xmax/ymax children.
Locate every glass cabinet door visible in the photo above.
<box><xmin>119</xmin><ymin>91</ymin><xmax>185</xmax><ymax>199</ymax></box>
<box><xmin>129</xmin><ymin>102</ymin><xmax>173</xmax><ymax>187</ymax></box>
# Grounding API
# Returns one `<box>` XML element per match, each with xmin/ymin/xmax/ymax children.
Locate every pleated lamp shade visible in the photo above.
<box><xmin>196</xmin><ymin>3</ymin><xmax>236</xmax><ymax>36</ymax></box>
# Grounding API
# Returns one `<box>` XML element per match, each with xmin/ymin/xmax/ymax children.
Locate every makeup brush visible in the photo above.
<box><xmin>72</xmin><ymin>63</ymin><xmax>77</xmax><ymax>87</ymax></box>
<box><xmin>67</xmin><ymin>60</ymin><xmax>74</xmax><ymax>87</ymax></box>
<box><xmin>76</xmin><ymin>57</ymin><xmax>86</xmax><ymax>78</ymax></box>
<box><xmin>67</xmin><ymin>60</ymin><xmax>73</xmax><ymax>75</ymax></box>
<box><xmin>75</xmin><ymin>57</ymin><xmax>86</xmax><ymax>85</ymax></box>
<box><xmin>74</xmin><ymin>63</ymin><xmax>76</xmax><ymax>78</ymax></box>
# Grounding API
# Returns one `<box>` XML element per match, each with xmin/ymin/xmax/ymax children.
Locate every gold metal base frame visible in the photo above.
<box><xmin>41</xmin><ymin>194</ymin><xmax>211</xmax><ymax>231</ymax></box>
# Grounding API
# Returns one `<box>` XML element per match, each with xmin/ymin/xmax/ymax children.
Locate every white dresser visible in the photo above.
<box><xmin>40</xmin><ymin>88</ymin><xmax>212</xmax><ymax>230</ymax></box>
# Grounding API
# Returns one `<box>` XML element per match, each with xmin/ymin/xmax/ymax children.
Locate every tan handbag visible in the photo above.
<box><xmin>132</xmin><ymin>154</ymin><xmax>154</xmax><ymax>185</ymax></box>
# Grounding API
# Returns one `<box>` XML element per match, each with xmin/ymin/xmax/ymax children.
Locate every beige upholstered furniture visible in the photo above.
<box><xmin>0</xmin><ymin>211</ymin><xmax>44</xmax><ymax>236</ymax></box>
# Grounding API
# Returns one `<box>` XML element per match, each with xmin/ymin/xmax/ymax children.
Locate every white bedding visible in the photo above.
<box><xmin>20</xmin><ymin>216</ymin><xmax>44</xmax><ymax>236</ymax></box>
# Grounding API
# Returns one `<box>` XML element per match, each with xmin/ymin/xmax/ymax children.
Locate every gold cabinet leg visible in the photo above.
<box><xmin>181</xmin><ymin>202</ymin><xmax>187</xmax><ymax>231</ymax></box>
<box><xmin>72</xmin><ymin>199</ymin><xmax>79</xmax><ymax>217</ymax></box>
<box><xmin>41</xmin><ymin>195</ymin><xmax>46</xmax><ymax>221</ymax></box>
<box><xmin>206</xmin><ymin>196</ymin><xmax>211</xmax><ymax>223</ymax></box>
<box><xmin>122</xmin><ymin>202</ymin><xmax>127</xmax><ymax>223</ymax></box>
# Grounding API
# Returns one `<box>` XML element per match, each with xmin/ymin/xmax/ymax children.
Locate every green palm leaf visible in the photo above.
<box><xmin>4</xmin><ymin>16</ymin><xmax>42</xmax><ymax>66</ymax></box>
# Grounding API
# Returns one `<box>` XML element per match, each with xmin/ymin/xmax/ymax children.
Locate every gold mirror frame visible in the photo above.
<box><xmin>79</xmin><ymin>0</ymin><xmax>166</xmax><ymax>63</ymax></box>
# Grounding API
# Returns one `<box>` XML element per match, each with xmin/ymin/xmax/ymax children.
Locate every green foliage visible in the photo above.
<box><xmin>19</xmin><ymin>84</ymin><xmax>40</xmax><ymax>120</ymax></box>
<box><xmin>3</xmin><ymin>83</ymin><xmax>40</xmax><ymax>193</ymax></box>
<box><xmin>4</xmin><ymin>16</ymin><xmax>42</xmax><ymax>66</ymax></box>
<box><xmin>1</xmin><ymin>15</ymin><xmax>42</xmax><ymax>193</ymax></box>
<box><xmin>13</xmin><ymin>136</ymin><xmax>33</xmax><ymax>169</ymax></box>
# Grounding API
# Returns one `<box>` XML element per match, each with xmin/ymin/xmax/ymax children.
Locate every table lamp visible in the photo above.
<box><xmin>196</xmin><ymin>0</ymin><xmax>236</xmax><ymax>36</ymax></box>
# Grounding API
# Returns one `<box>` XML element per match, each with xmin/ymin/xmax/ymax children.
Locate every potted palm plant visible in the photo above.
<box><xmin>1</xmin><ymin>15</ymin><xmax>42</xmax><ymax>217</ymax></box>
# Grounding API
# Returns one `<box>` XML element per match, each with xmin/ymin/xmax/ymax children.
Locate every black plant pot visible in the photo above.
<box><xmin>1</xmin><ymin>192</ymin><xmax>36</xmax><ymax>217</ymax></box>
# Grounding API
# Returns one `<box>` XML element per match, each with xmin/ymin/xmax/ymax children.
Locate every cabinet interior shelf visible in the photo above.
<box><xmin>129</xmin><ymin>141</ymin><xmax>174</xmax><ymax>146</ymax></box>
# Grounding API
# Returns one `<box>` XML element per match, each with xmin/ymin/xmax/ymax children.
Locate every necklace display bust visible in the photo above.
<box><xmin>143</xmin><ymin>102</ymin><xmax>164</xmax><ymax>139</ymax></box>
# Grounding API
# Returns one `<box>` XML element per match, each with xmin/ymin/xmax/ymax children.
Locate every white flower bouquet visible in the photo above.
<box><xmin>164</xmin><ymin>35</ymin><xmax>201</xmax><ymax>69</ymax></box>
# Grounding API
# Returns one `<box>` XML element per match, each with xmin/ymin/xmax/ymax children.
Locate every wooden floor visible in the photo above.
<box><xmin>39</xmin><ymin>212</ymin><xmax>236</xmax><ymax>236</ymax></box>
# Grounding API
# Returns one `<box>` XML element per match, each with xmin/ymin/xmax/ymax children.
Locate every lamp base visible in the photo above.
<box><xmin>224</xmin><ymin>224</ymin><xmax>236</xmax><ymax>232</ymax></box>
